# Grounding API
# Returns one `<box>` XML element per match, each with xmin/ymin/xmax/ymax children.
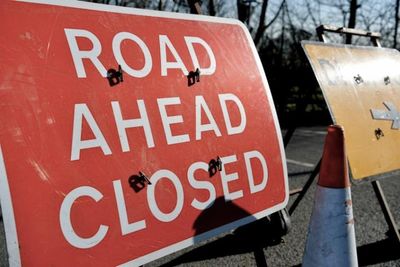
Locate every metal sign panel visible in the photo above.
<box><xmin>302</xmin><ymin>41</ymin><xmax>400</xmax><ymax>180</ymax></box>
<box><xmin>0</xmin><ymin>0</ymin><xmax>288</xmax><ymax>266</ymax></box>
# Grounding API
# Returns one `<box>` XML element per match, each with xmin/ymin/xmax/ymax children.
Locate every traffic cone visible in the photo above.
<box><xmin>302</xmin><ymin>125</ymin><xmax>358</xmax><ymax>267</ymax></box>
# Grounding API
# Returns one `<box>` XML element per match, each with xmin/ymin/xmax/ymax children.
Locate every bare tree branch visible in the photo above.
<box><xmin>265</xmin><ymin>0</ymin><xmax>285</xmax><ymax>29</ymax></box>
<box><xmin>254</xmin><ymin>0</ymin><xmax>269</xmax><ymax>46</ymax></box>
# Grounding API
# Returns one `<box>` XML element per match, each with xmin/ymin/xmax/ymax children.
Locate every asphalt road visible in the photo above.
<box><xmin>0</xmin><ymin>126</ymin><xmax>399</xmax><ymax>266</ymax></box>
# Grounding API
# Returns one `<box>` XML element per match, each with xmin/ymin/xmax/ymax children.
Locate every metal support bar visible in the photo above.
<box><xmin>253</xmin><ymin>247</ymin><xmax>268</xmax><ymax>267</ymax></box>
<box><xmin>288</xmin><ymin>159</ymin><xmax>321</xmax><ymax>216</ymax></box>
<box><xmin>289</xmin><ymin>188</ymin><xmax>302</xmax><ymax>196</ymax></box>
<box><xmin>316</xmin><ymin>24</ymin><xmax>381</xmax><ymax>45</ymax></box>
<box><xmin>371</xmin><ymin>181</ymin><xmax>400</xmax><ymax>247</ymax></box>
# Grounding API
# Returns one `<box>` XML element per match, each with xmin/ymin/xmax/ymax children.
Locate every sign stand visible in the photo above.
<box><xmin>312</xmin><ymin>25</ymin><xmax>400</xmax><ymax>247</ymax></box>
<box><xmin>290</xmin><ymin>24</ymin><xmax>400</xmax><ymax>250</ymax></box>
<box><xmin>288</xmin><ymin>160</ymin><xmax>321</xmax><ymax>215</ymax></box>
<box><xmin>283</xmin><ymin>79</ymin><xmax>323</xmax><ymax>215</ymax></box>
<box><xmin>282</xmin><ymin>79</ymin><xmax>323</xmax><ymax>208</ymax></box>
<box><xmin>288</xmin><ymin>25</ymin><xmax>379</xmax><ymax>213</ymax></box>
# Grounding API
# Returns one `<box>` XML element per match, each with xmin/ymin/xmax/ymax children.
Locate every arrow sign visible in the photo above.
<box><xmin>302</xmin><ymin>41</ymin><xmax>400</xmax><ymax>180</ymax></box>
<box><xmin>370</xmin><ymin>101</ymin><xmax>400</xmax><ymax>129</ymax></box>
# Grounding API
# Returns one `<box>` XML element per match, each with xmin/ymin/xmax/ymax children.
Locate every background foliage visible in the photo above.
<box><xmin>84</xmin><ymin>0</ymin><xmax>399</xmax><ymax>127</ymax></box>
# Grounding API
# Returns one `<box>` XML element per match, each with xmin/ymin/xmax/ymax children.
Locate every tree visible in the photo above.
<box><xmin>394</xmin><ymin>0</ymin><xmax>400</xmax><ymax>48</ymax></box>
<box><xmin>254</xmin><ymin>0</ymin><xmax>269</xmax><ymax>46</ymax></box>
<box><xmin>346</xmin><ymin>0</ymin><xmax>360</xmax><ymax>44</ymax></box>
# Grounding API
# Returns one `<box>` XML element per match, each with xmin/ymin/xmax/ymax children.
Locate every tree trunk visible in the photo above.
<box><xmin>237</xmin><ymin>0</ymin><xmax>250</xmax><ymax>23</ymax></box>
<box><xmin>208</xmin><ymin>0</ymin><xmax>216</xmax><ymax>16</ymax></box>
<box><xmin>394</xmin><ymin>0</ymin><xmax>400</xmax><ymax>48</ymax></box>
<box><xmin>346</xmin><ymin>0</ymin><xmax>358</xmax><ymax>44</ymax></box>
<box><xmin>254</xmin><ymin>0</ymin><xmax>269</xmax><ymax>46</ymax></box>
<box><xmin>188</xmin><ymin>0</ymin><xmax>202</xmax><ymax>14</ymax></box>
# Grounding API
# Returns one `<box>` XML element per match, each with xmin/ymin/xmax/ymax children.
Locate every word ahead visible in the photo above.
<box><xmin>70</xmin><ymin>94</ymin><xmax>246</xmax><ymax>160</ymax></box>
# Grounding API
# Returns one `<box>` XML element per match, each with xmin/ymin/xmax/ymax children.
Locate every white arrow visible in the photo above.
<box><xmin>370</xmin><ymin>101</ymin><xmax>400</xmax><ymax>129</ymax></box>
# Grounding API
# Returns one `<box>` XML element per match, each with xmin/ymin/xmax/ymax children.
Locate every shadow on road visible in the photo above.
<box><xmin>357</xmin><ymin>238</ymin><xmax>400</xmax><ymax>266</ymax></box>
<box><xmin>160</xmin><ymin>197</ymin><xmax>287</xmax><ymax>267</ymax></box>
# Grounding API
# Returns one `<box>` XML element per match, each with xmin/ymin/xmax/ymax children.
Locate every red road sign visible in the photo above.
<box><xmin>0</xmin><ymin>0</ymin><xmax>288</xmax><ymax>266</ymax></box>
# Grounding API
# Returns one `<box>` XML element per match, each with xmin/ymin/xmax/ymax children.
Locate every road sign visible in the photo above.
<box><xmin>0</xmin><ymin>0</ymin><xmax>288</xmax><ymax>266</ymax></box>
<box><xmin>302</xmin><ymin>41</ymin><xmax>400</xmax><ymax>180</ymax></box>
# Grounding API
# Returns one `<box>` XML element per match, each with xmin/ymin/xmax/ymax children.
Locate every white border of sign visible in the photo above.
<box><xmin>0</xmin><ymin>147</ymin><xmax>21</xmax><ymax>267</ymax></box>
<box><xmin>1</xmin><ymin>1</ymin><xmax>289</xmax><ymax>266</ymax></box>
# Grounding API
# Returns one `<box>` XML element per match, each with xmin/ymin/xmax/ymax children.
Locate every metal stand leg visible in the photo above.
<box><xmin>283</xmin><ymin>127</ymin><xmax>296</xmax><ymax>148</ymax></box>
<box><xmin>288</xmin><ymin>159</ymin><xmax>321</xmax><ymax>216</ymax></box>
<box><xmin>253</xmin><ymin>247</ymin><xmax>268</xmax><ymax>267</ymax></box>
<box><xmin>371</xmin><ymin>180</ymin><xmax>400</xmax><ymax>247</ymax></box>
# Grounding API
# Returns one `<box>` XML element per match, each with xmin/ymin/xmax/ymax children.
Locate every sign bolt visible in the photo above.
<box><xmin>187</xmin><ymin>68</ymin><xmax>201</xmax><ymax>86</ymax></box>
<box><xmin>374</xmin><ymin>128</ymin><xmax>384</xmax><ymax>140</ymax></box>
<box><xmin>129</xmin><ymin>171</ymin><xmax>152</xmax><ymax>192</ymax></box>
<box><xmin>354</xmin><ymin>74</ymin><xmax>363</xmax><ymax>84</ymax></box>
<box><xmin>107</xmin><ymin>65</ymin><xmax>124</xmax><ymax>87</ymax></box>
<box><xmin>384</xmin><ymin>76</ymin><xmax>391</xmax><ymax>85</ymax></box>
<box><xmin>208</xmin><ymin>156</ymin><xmax>222</xmax><ymax>177</ymax></box>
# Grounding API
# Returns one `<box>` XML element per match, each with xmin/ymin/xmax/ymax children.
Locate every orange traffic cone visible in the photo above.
<box><xmin>302</xmin><ymin>125</ymin><xmax>358</xmax><ymax>267</ymax></box>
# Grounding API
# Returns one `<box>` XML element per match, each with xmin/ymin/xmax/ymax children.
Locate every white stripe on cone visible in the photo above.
<box><xmin>302</xmin><ymin>186</ymin><xmax>358</xmax><ymax>267</ymax></box>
